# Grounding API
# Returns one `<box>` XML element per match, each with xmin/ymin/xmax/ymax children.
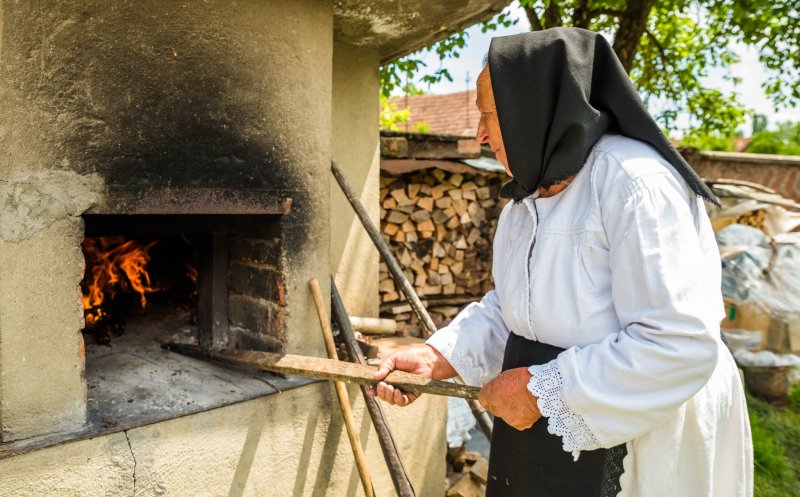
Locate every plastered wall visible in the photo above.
<box><xmin>0</xmin><ymin>383</ymin><xmax>447</xmax><ymax>497</ymax></box>
<box><xmin>0</xmin><ymin>171</ymin><xmax>102</xmax><ymax>441</ymax></box>
<box><xmin>331</xmin><ymin>41</ymin><xmax>381</xmax><ymax>318</ymax></box>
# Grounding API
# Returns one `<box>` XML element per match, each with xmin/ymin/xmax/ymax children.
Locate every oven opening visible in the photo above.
<box><xmin>78</xmin><ymin>214</ymin><xmax>300</xmax><ymax>433</ymax></box>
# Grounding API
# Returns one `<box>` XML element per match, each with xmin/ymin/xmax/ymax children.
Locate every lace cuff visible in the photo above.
<box><xmin>527</xmin><ymin>360</ymin><xmax>599</xmax><ymax>460</ymax></box>
<box><xmin>426</xmin><ymin>328</ymin><xmax>485</xmax><ymax>386</ymax></box>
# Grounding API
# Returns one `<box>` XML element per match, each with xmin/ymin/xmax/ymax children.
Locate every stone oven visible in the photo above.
<box><xmin>0</xmin><ymin>0</ymin><xmax>332</xmax><ymax>446</ymax></box>
<box><xmin>0</xmin><ymin>1</ymin><xmax>507</xmax><ymax>495</ymax></box>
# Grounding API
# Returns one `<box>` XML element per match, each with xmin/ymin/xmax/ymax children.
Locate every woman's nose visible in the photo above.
<box><xmin>476</xmin><ymin>123</ymin><xmax>489</xmax><ymax>144</ymax></box>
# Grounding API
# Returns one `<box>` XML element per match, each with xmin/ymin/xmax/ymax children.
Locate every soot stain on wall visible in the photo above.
<box><xmin>2</xmin><ymin>2</ymin><xmax>320</xmax><ymax>248</ymax></box>
<box><xmin>2</xmin><ymin>3</ymin><xmax>304</xmax><ymax>193</ymax></box>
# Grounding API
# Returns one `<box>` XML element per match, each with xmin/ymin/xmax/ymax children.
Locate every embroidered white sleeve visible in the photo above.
<box><xmin>527</xmin><ymin>360</ymin><xmax>600</xmax><ymax>460</ymax></box>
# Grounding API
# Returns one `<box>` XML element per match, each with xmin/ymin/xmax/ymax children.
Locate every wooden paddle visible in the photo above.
<box><xmin>161</xmin><ymin>343</ymin><xmax>481</xmax><ymax>400</ymax></box>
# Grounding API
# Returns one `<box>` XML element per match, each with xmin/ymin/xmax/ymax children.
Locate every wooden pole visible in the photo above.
<box><xmin>331</xmin><ymin>160</ymin><xmax>494</xmax><ymax>439</ymax></box>
<box><xmin>331</xmin><ymin>278</ymin><xmax>417</xmax><ymax>497</ymax></box>
<box><xmin>309</xmin><ymin>278</ymin><xmax>376</xmax><ymax>497</ymax></box>
<box><xmin>331</xmin><ymin>160</ymin><xmax>438</xmax><ymax>337</ymax></box>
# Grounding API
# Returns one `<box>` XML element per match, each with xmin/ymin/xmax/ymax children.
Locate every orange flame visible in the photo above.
<box><xmin>186</xmin><ymin>260</ymin><xmax>198</xmax><ymax>285</ymax></box>
<box><xmin>81</xmin><ymin>237</ymin><xmax>161</xmax><ymax>325</ymax></box>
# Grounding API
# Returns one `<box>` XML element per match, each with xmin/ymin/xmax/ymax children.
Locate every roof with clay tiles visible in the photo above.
<box><xmin>389</xmin><ymin>90</ymin><xmax>480</xmax><ymax>138</ymax></box>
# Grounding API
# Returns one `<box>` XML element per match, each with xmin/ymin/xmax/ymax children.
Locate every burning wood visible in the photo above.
<box><xmin>80</xmin><ymin>236</ymin><xmax>198</xmax><ymax>342</ymax></box>
<box><xmin>81</xmin><ymin>237</ymin><xmax>161</xmax><ymax>326</ymax></box>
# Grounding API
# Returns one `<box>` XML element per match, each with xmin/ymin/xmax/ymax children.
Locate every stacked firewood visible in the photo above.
<box><xmin>379</xmin><ymin>167</ymin><xmax>508</xmax><ymax>336</ymax></box>
<box><xmin>446</xmin><ymin>446</ymin><xmax>489</xmax><ymax>497</ymax></box>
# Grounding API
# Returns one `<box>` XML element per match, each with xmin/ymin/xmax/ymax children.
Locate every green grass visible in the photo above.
<box><xmin>749</xmin><ymin>384</ymin><xmax>800</xmax><ymax>496</ymax></box>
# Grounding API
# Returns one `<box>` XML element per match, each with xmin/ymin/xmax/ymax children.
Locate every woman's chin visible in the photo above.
<box><xmin>495</xmin><ymin>153</ymin><xmax>512</xmax><ymax>177</ymax></box>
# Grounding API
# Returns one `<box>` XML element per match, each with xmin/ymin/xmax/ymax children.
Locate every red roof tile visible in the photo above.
<box><xmin>389</xmin><ymin>90</ymin><xmax>480</xmax><ymax>138</ymax></box>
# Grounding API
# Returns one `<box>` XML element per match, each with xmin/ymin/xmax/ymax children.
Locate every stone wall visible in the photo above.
<box><xmin>684</xmin><ymin>149</ymin><xmax>800</xmax><ymax>202</ymax></box>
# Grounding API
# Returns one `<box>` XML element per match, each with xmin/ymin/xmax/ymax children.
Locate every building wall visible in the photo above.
<box><xmin>0</xmin><ymin>382</ymin><xmax>447</xmax><ymax>497</ymax></box>
<box><xmin>686</xmin><ymin>150</ymin><xmax>800</xmax><ymax>202</ymax></box>
<box><xmin>331</xmin><ymin>41</ymin><xmax>381</xmax><ymax>317</ymax></box>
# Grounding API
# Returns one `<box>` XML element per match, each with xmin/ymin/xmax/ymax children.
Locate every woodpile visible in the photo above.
<box><xmin>378</xmin><ymin>166</ymin><xmax>508</xmax><ymax>336</ymax></box>
<box><xmin>446</xmin><ymin>446</ymin><xmax>489</xmax><ymax>497</ymax></box>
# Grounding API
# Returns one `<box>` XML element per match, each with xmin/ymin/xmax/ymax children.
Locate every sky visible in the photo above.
<box><xmin>397</xmin><ymin>2</ymin><xmax>800</xmax><ymax>136</ymax></box>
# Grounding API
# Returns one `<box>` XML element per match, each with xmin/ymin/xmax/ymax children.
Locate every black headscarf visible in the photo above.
<box><xmin>488</xmin><ymin>27</ymin><xmax>718</xmax><ymax>205</ymax></box>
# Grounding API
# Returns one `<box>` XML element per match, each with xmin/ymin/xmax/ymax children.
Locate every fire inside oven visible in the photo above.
<box><xmin>80</xmin><ymin>235</ymin><xmax>198</xmax><ymax>346</ymax></box>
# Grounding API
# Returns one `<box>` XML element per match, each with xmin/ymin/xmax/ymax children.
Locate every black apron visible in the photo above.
<box><xmin>485</xmin><ymin>333</ymin><xmax>627</xmax><ymax>497</ymax></box>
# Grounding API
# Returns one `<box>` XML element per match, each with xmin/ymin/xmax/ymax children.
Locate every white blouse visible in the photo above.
<box><xmin>427</xmin><ymin>135</ymin><xmax>753</xmax><ymax>497</ymax></box>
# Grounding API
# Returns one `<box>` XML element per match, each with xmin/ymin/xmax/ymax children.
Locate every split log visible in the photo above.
<box><xmin>377</xmin><ymin>165</ymin><xmax>507</xmax><ymax>339</ymax></box>
<box><xmin>350</xmin><ymin>316</ymin><xmax>397</xmax><ymax>335</ymax></box>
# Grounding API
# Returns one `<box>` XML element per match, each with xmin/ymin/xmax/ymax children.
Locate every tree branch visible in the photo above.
<box><xmin>573</xmin><ymin>0</ymin><xmax>591</xmax><ymax>28</ymax></box>
<box><xmin>524</xmin><ymin>4</ymin><xmax>544</xmax><ymax>31</ymax></box>
<box><xmin>644</xmin><ymin>28</ymin><xmax>677</xmax><ymax>94</ymax></box>
<box><xmin>544</xmin><ymin>0</ymin><xmax>563</xmax><ymax>29</ymax></box>
<box><xmin>590</xmin><ymin>7</ymin><xmax>625</xmax><ymax>18</ymax></box>
<box><xmin>612</xmin><ymin>0</ymin><xmax>656</xmax><ymax>73</ymax></box>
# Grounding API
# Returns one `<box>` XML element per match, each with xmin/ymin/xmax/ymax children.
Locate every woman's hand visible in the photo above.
<box><xmin>368</xmin><ymin>345</ymin><xmax>457</xmax><ymax>406</ymax></box>
<box><xmin>479</xmin><ymin>367</ymin><xmax>542</xmax><ymax>430</ymax></box>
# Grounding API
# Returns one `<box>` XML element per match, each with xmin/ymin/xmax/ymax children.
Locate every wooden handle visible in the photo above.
<box><xmin>309</xmin><ymin>278</ymin><xmax>376</xmax><ymax>497</ymax></box>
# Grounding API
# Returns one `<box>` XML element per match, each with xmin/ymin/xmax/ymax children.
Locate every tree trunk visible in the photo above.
<box><xmin>612</xmin><ymin>0</ymin><xmax>656</xmax><ymax>73</ymax></box>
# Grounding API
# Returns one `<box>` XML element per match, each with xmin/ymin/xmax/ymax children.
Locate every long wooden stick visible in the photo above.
<box><xmin>309</xmin><ymin>278</ymin><xmax>376</xmax><ymax>497</ymax></box>
<box><xmin>331</xmin><ymin>160</ymin><xmax>437</xmax><ymax>337</ymax></box>
<box><xmin>331</xmin><ymin>278</ymin><xmax>417</xmax><ymax>497</ymax></box>
<box><xmin>331</xmin><ymin>160</ymin><xmax>494</xmax><ymax>439</ymax></box>
<box><xmin>161</xmin><ymin>343</ymin><xmax>481</xmax><ymax>400</ymax></box>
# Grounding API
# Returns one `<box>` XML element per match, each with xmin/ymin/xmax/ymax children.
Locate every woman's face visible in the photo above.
<box><xmin>476</xmin><ymin>66</ymin><xmax>511</xmax><ymax>177</ymax></box>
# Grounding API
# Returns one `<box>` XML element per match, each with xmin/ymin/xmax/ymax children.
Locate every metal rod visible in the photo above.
<box><xmin>330</xmin><ymin>160</ymin><xmax>494</xmax><ymax>439</ymax></box>
<box><xmin>331</xmin><ymin>278</ymin><xmax>417</xmax><ymax>497</ymax></box>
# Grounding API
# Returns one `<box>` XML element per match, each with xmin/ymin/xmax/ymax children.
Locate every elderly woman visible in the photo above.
<box><xmin>370</xmin><ymin>28</ymin><xmax>752</xmax><ymax>497</ymax></box>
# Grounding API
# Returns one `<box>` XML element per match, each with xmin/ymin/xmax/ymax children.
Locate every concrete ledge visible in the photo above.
<box><xmin>0</xmin><ymin>375</ymin><xmax>447</xmax><ymax>497</ymax></box>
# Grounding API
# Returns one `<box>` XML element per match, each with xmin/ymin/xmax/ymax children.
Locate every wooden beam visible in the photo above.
<box><xmin>88</xmin><ymin>186</ymin><xmax>292</xmax><ymax>215</ymax></box>
<box><xmin>380</xmin><ymin>134</ymin><xmax>480</xmax><ymax>160</ymax></box>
